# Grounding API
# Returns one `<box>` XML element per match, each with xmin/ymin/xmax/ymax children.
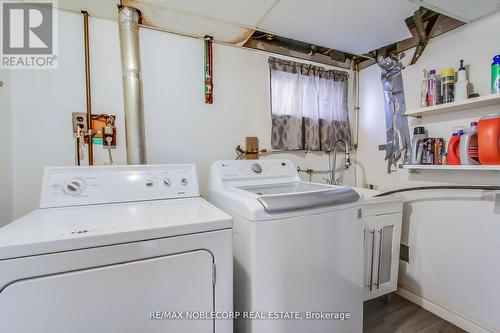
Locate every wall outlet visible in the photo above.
<box><xmin>72</xmin><ymin>112</ymin><xmax>88</xmax><ymax>136</ymax></box>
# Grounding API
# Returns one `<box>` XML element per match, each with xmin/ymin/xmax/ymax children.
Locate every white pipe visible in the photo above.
<box><xmin>118</xmin><ymin>6</ymin><xmax>147</xmax><ymax>164</ymax></box>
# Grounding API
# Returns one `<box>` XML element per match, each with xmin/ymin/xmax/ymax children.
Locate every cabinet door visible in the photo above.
<box><xmin>364</xmin><ymin>212</ymin><xmax>402</xmax><ymax>300</ymax></box>
<box><xmin>373</xmin><ymin>212</ymin><xmax>402</xmax><ymax>296</ymax></box>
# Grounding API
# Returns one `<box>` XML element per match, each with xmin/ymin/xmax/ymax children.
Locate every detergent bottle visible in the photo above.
<box><xmin>478</xmin><ymin>114</ymin><xmax>500</xmax><ymax>164</ymax></box>
<box><xmin>447</xmin><ymin>131</ymin><xmax>462</xmax><ymax>165</ymax></box>
<box><xmin>460</xmin><ymin>122</ymin><xmax>479</xmax><ymax>165</ymax></box>
<box><xmin>410</xmin><ymin>126</ymin><xmax>426</xmax><ymax>164</ymax></box>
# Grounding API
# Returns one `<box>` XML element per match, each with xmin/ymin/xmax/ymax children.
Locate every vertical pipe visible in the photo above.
<box><xmin>82</xmin><ymin>11</ymin><xmax>94</xmax><ymax>165</ymax></box>
<box><xmin>351</xmin><ymin>59</ymin><xmax>360</xmax><ymax>147</ymax></box>
<box><xmin>118</xmin><ymin>6</ymin><xmax>147</xmax><ymax>164</ymax></box>
<box><xmin>351</xmin><ymin>59</ymin><xmax>360</xmax><ymax>186</ymax></box>
<box><xmin>76</xmin><ymin>137</ymin><xmax>81</xmax><ymax>166</ymax></box>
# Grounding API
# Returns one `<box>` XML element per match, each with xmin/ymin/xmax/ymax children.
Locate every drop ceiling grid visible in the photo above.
<box><xmin>57</xmin><ymin>0</ymin><xmax>429</xmax><ymax>55</ymax></box>
<box><xmin>414</xmin><ymin>0</ymin><xmax>500</xmax><ymax>22</ymax></box>
<box><xmin>137</xmin><ymin>0</ymin><xmax>278</xmax><ymax>27</ymax></box>
<box><xmin>257</xmin><ymin>0</ymin><xmax>420</xmax><ymax>54</ymax></box>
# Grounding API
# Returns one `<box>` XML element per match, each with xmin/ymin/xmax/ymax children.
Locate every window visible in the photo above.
<box><xmin>269</xmin><ymin>57</ymin><xmax>351</xmax><ymax>151</ymax></box>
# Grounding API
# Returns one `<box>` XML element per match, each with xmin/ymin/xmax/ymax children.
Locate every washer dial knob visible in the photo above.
<box><xmin>251</xmin><ymin>163</ymin><xmax>262</xmax><ymax>174</ymax></box>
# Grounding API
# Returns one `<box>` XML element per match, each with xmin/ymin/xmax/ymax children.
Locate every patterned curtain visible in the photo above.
<box><xmin>269</xmin><ymin>57</ymin><xmax>351</xmax><ymax>151</ymax></box>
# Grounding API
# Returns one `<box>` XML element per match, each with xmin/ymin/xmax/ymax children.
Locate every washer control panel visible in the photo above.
<box><xmin>213</xmin><ymin>159</ymin><xmax>298</xmax><ymax>180</ymax></box>
<box><xmin>40</xmin><ymin>164</ymin><xmax>199</xmax><ymax>208</ymax></box>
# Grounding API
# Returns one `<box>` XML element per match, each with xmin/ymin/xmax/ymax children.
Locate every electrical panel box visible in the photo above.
<box><xmin>72</xmin><ymin>113</ymin><xmax>116</xmax><ymax>146</ymax></box>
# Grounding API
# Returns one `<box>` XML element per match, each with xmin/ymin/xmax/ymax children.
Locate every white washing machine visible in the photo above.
<box><xmin>0</xmin><ymin>164</ymin><xmax>232</xmax><ymax>333</ymax></box>
<box><xmin>208</xmin><ymin>159</ymin><xmax>364</xmax><ymax>333</ymax></box>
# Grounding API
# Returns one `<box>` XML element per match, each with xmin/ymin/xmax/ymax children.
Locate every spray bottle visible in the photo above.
<box><xmin>455</xmin><ymin>59</ymin><xmax>469</xmax><ymax>101</ymax></box>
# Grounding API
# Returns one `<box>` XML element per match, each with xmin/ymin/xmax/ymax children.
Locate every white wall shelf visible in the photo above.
<box><xmin>401</xmin><ymin>164</ymin><xmax>500</xmax><ymax>171</ymax></box>
<box><xmin>404</xmin><ymin>94</ymin><xmax>500</xmax><ymax>117</ymax></box>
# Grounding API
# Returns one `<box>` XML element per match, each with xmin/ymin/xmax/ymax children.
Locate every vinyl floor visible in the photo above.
<box><xmin>363</xmin><ymin>294</ymin><xmax>468</xmax><ymax>333</ymax></box>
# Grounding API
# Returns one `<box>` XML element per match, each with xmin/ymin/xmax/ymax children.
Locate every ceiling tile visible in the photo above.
<box><xmin>258</xmin><ymin>0</ymin><xmax>419</xmax><ymax>54</ymax></box>
<box><xmin>57</xmin><ymin>0</ymin><xmax>120</xmax><ymax>21</ymax></box>
<box><xmin>414</xmin><ymin>0</ymin><xmax>500</xmax><ymax>22</ymax></box>
<box><xmin>125</xmin><ymin>0</ymin><xmax>256</xmax><ymax>44</ymax></box>
<box><xmin>134</xmin><ymin>0</ymin><xmax>278</xmax><ymax>27</ymax></box>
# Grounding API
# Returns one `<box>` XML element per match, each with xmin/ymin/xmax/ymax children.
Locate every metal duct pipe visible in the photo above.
<box><xmin>82</xmin><ymin>11</ymin><xmax>94</xmax><ymax>165</ymax></box>
<box><xmin>118</xmin><ymin>6</ymin><xmax>147</xmax><ymax>164</ymax></box>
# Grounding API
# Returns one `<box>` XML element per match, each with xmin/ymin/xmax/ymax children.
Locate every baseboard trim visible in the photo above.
<box><xmin>396</xmin><ymin>285</ymin><xmax>496</xmax><ymax>333</ymax></box>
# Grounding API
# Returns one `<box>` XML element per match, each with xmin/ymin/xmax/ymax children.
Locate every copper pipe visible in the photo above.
<box><xmin>76</xmin><ymin>137</ymin><xmax>81</xmax><ymax>166</ymax></box>
<box><xmin>82</xmin><ymin>11</ymin><xmax>94</xmax><ymax>165</ymax></box>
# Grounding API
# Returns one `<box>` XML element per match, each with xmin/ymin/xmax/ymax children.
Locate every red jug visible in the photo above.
<box><xmin>447</xmin><ymin>132</ymin><xmax>461</xmax><ymax>165</ymax></box>
<box><xmin>478</xmin><ymin>114</ymin><xmax>500</xmax><ymax>165</ymax></box>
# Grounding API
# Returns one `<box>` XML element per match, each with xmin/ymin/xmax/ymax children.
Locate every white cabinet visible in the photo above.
<box><xmin>362</xmin><ymin>196</ymin><xmax>403</xmax><ymax>301</ymax></box>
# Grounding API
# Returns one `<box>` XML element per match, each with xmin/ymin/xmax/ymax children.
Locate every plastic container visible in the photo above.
<box><xmin>411</xmin><ymin>127</ymin><xmax>426</xmax><ymax>164</ymax></box>
<box><xmin>478</xmin><ymin>114</ymin><xmax>500</xmax><ymax>164</ymax></box>
<box><xmin>447</xmin><ymin>131</ymin><xmax>461</xmax><ymax>165</ymax></box>
<box><xmin>420</xmin><ymin>70</ymin><xmax>429</xmax><ymax>107</ymax></box>
<box><xmin>441</xmin><ymin>68</ymin><xmax>455</xmax><ymax>104</ymax></box>
<box><xmin>460</xmin><ymin>122</ymin><xmax>479</xmax><ymax>165</ymax></box>
<box><xmin>492</xmin><ymin>55</ymin><xmax>500</xmax><ymax>94</ymax></box>
<box><xmin>454</xmin><ymin>60</ymin><xmax>468</xmax><ymax>102</ymax></box>
<box><xmin>422</xmin><ymin>138</ymin><xmax>435</xmax><ymax>165</ymax></box>
<box><xmin>441</xmin><ymin>152</ymin><xmax>447</xmax><ymax>165</ymax></box>
<box><xmin>427</xmin><ymin>70</ymin><xmax>438</xmax><ymax>106</ymax></box>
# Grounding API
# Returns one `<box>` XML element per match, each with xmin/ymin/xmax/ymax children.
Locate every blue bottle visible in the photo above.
<box><xmin>492</xmin><ymin>55</ymin><xmax>500</xmax><ymax>94</ymax></box>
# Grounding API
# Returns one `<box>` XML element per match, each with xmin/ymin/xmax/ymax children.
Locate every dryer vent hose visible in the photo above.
<box><xmin>375</xmin><ymin>185</ymin><xmax>500</xmax><ymax>197</ymax></box>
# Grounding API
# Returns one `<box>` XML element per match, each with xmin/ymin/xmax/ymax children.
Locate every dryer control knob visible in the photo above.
<box><xmin>63</xmin><ymin>179</ymin><xmax>84</xmax><ymax>196</ymax></box>
<box><xmin>163</xmin><ymin>178</ymin><xmax>172</xmax><ymax>187</ymax></box>
<box><xmin>251</xmin><ymin>163</ymin><xmax>262</xmax><ymax>174</ymax></box>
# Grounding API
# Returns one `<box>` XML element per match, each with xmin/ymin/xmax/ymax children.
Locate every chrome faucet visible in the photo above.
<box><xmin>327</xmin><ymin>139</ymin><xmax>351</xmax><ymax>185</ymax></box>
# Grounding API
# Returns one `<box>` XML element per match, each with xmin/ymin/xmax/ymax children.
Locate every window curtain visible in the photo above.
<box><xmin>269</xmin><ymin>57</ymin><xmax>351</xmax><ymax>151</ymax></box>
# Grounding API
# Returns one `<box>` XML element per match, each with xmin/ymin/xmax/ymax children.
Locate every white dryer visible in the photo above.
<box><xmin>0</xmin><ymin>164</ymin><xmax>232</xmax><ymax>333</ymax></box>
<box><xmin>208</xmin><ymin>159</ymin><xmax>364</xmax><ymax>333</ymax></box>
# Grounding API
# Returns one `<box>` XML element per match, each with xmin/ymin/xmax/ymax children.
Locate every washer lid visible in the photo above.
<box><xmin>238</xmin><ymin>182</ymin><xmax>360</xmax><ymax>213</ymax></box>
<box><xmin>0</xmin><ymin>197</ymin><xmax>231</xmax><ymax>260</ymax></box>
<box><xmin>209</xmin><ymin>181</ymin><xmax>363</xmax><ymax>221</ymax></box>
<box><xmin>254</xmin><ymin>185</ymin><xmax>360</xmax><ymax>214</ymax></box>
